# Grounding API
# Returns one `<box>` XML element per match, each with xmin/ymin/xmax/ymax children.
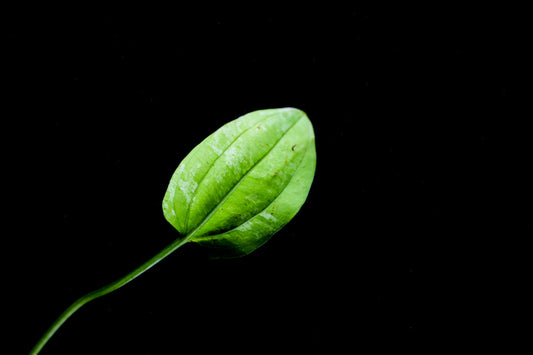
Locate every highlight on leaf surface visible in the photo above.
<box><xmin>162</xmin><ymin>107</ymin><xmax>316</xmax><ymax>258</ymax></box>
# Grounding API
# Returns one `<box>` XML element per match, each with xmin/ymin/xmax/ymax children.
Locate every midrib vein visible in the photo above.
<box><xmin>183</xmin><ymin>114</ymin><xmax>274</xmax><ymax>232</ymax></box>
<box><xmin>195</xmin><ymin>135</ymin><xmax>311</xmax><ymax>241</ymax></box>
<box><xmin>188</xmin><ymin>115</ymin><xmax>304</xmax><ymax>237</ymax></box>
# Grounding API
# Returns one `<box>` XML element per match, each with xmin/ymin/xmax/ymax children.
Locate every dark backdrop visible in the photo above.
<box><xmin>5</xmin><ymin>4</ymin><xmax>529</xmax><ymax>354</ymax></box>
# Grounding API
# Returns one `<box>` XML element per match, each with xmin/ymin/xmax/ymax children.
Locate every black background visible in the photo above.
<box><xmin>4</xmin><ymin>4</ymin><xmax>530</xmax><ymax>354</ymax></box>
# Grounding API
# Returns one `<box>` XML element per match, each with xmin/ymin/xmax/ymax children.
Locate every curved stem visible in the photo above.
<box><xmin>28</xmin><ymin>235</ymin><xmax>191</xmax><ymax>355</ymax></box>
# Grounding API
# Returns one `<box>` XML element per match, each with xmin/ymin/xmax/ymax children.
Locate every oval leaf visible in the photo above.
<box><xmin>162</xmin><ymin>107</ymin><xmax>316</xmax><ymax>258</ymax></box>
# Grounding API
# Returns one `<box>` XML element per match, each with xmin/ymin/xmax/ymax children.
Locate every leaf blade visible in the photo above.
<box><xmin>163</xmin><ymin>107</ymin><xmax>316</xmax><ymax>257</ymax></box>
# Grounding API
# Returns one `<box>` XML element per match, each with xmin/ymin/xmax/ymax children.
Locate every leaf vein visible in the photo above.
<box><xmin>196</xmin><ymin>133</ymin><xmax>311</xmax><ymax>242</ymax></box>
<box><xmin>183</xmin><ymin>114</ymin><xmax>274</xmax><ymax>232</ymax></box>
<box><xmin>189</xmin><ymin>115</ymin><xmax>304</xmax><ymax>237</ymax></box>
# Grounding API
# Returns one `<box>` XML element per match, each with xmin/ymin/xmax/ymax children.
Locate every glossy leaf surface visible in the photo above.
<box><xmin>163</xmin><ymin>107</ymin><xmax>316</xmax><ymax>258</ymax></box>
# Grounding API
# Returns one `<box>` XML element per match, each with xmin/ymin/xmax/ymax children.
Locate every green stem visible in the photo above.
<box><xmin>28</xmin><ymin>235</ymin><xmax>191</xmax><ymax>355</ymax></box>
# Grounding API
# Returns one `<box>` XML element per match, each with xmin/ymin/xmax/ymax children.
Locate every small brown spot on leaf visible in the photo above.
<box><xmin>291</xmin><ymin>144</ymin><xmax>297</xmax><ymax>151</ymax></box>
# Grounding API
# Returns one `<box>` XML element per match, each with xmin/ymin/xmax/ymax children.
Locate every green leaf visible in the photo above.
<box><xmin>162</xmin><ymin>107</ymin><xmax>316</xmax><ymax>258</ymax></box>
<box><xmin>27</xmin><ymin>108</ymin><xmax>316</xmax><ymax>355</ymax></box>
